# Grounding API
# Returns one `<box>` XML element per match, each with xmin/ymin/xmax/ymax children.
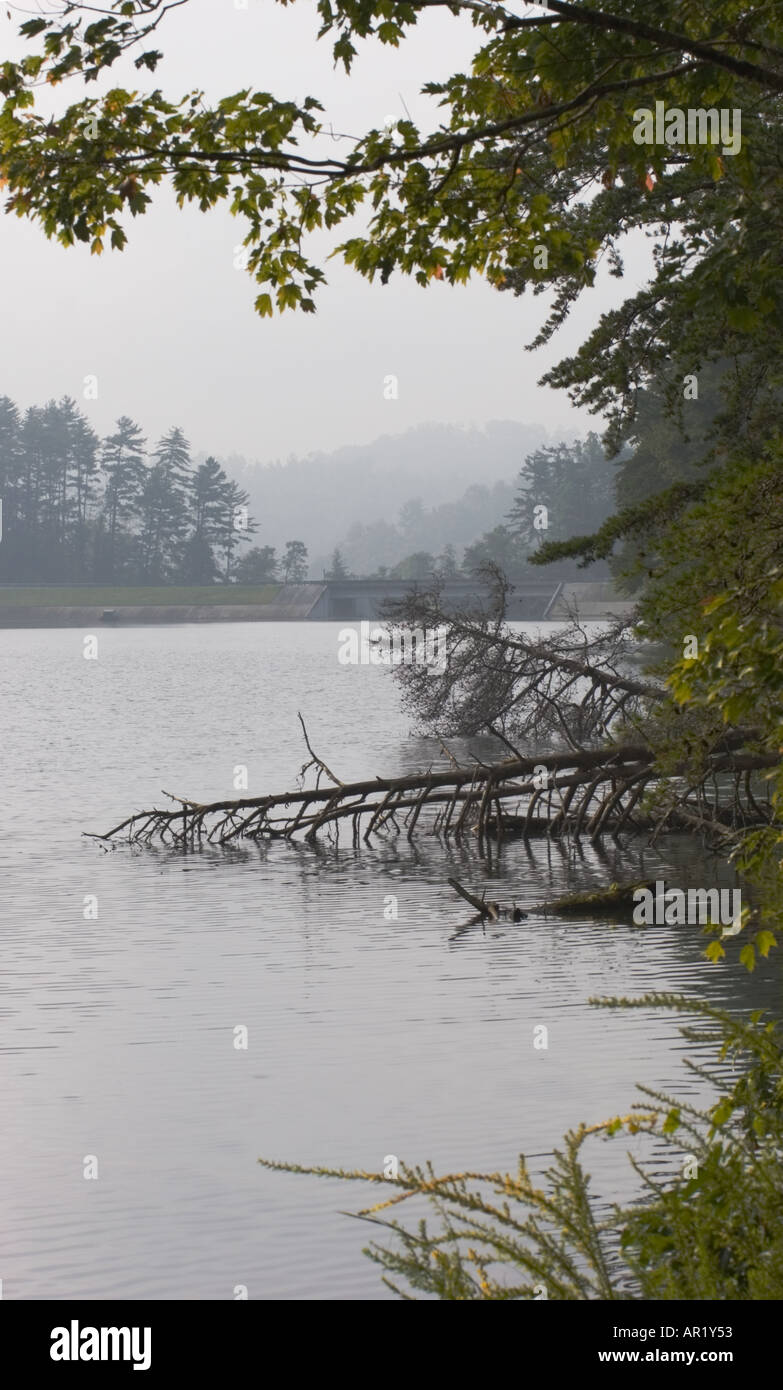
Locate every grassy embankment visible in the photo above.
<box><xmin>0</xmin><ymin>585</ymin><xmax>283</xmax><ymax>606</ymax></box>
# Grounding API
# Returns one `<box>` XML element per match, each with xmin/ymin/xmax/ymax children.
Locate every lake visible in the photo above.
<box><xmin>1</xmin><ymin>622</ymin><xmax>777</xmax><ymax>1299</ymax></box>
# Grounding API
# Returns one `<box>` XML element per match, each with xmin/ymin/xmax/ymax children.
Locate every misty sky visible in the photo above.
<box><xmin>1</xmin><ymin>0</ymin><xmax>651</xmax><ymax>464</ymax></box>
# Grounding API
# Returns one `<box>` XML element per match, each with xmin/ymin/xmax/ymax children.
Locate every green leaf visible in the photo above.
<box><xmin>19</xmin><ymin>18</ymin><xmax>48</xmax><ymax>37</ymax></box>
<box><xmin>754</xmin><ymin>930</ymin><xmax>777</xmax><ymax>959</ymax></box>
<box><xmin>739</xmin><ymin>943</ymin><xmax>756</xmax><ymax>972</ymax></box>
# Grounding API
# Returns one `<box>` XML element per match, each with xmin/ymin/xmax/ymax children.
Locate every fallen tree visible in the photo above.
<box><xmin>380</xmin><ymin>573</ymin><xmax>657</xmax><ymax>749</ymax></box>
<box><xmin>86</xmin><ymin>582</ymin><xmax>780</xmax><ymax>853</ymax></box>
<box><xmin>88</xmin><ymin>721</ymin><xmax>777</xmax><ymax>851</ymax></box>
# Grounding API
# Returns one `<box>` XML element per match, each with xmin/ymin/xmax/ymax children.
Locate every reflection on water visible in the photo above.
<box><xmin>0</xmin><ymin>623</ymin><xmax>778</xmax><ymax>1299</ymax></box>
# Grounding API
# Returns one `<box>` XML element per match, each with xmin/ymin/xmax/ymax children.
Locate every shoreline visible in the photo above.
<box><xmin>0</xmin><ymin>604</ymin><xmax>311</xmax><ymax>627</ymax></box>
<box><xmin>0</xmin><ymin>579</ymin><xmax>634</xmax><ymax>626</ymax></box>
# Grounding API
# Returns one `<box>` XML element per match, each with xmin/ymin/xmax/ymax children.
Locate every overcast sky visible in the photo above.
<box><xmin>1</xmin><ymin>0</ymin><xmax>650</xmax><ymax>464</ymax></box>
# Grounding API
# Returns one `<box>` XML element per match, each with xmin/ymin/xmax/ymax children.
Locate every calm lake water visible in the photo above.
<box><xmin>1</xmin><ymin>622</ymin><xmax>778</xmax><ymax>1300</ymax></box>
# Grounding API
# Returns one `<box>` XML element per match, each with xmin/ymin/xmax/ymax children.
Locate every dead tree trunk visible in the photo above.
<box><xmin>87</xmin><ymin>723</ymin><xmax>779</xmax><ymax>850</ymax></box>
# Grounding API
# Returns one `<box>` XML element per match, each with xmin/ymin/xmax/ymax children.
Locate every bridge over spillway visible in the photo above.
<box><xmin>306</xmin><ymin>577</ymin><xmax>564</xmax><ymax>621</ymax></box>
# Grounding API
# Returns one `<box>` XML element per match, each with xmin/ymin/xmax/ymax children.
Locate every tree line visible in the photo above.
<box><xmin>0</xmin><ymin>394</ymin><xmax>311</xmax><ymax>586</ymax></box>
<box><xmin>0</xmin><ymin>390</ymin><xmax>617</xmax><ymax>588</ymax></box>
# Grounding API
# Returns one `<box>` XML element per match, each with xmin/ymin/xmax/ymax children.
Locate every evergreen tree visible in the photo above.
<box><xmin>17</xmin><ymin>405</ymin><xmax>53</xmax><ymax>577</ymax></box>
<box><xmin>325</xmin><ymin>547</ymin><xmax>349</xmax><ymax>579</ymax></box>
<box><xmin>179</xmin><ymin>531</ymin><xmax>219</xmax><ymax>584</ymax></box>
<box><xmin>39</xmin><ymin>398</ymin><xmax>71</xmax><ymax>551</ymax></box>
<box><xmin>139</xmin><ymin>426</ymin><xmax>192</xmax><ymax>581</ymax></box>
<box><xmin>436</xmin><ymin>543</ymin><xmax>459</xmax><ymax>579</ymax></box>
<box><xmin>0</xmin><ymin>395</ymin><xmax>22</xmax><ymax>579</ymax></box>
<box><xmin>64</xmin><ymin>403</ymin><xmax>99</xmax><ymax>579</ymax></box>
<box><xmin>461</xmin><ymin>525</ymin><xmax>522</xmax><ymax>578</ymax></box>
<box><xmin>282</xmin><ymin>539</ymin><xmax>308</xmax><ymax>583</ymax></box>
<box><xmin>217</xmin><ymin>477</ymin><xmax>255</xmax><ymax>581</ymax></box>
<box><xmin>507</xmin><ymin>435</ymin><xmax>615</xmax><ymax>567</ymax></box>
<box><xmin>98</xmin><ymin>416</ymin><xmax>147</xmax><ymax>581</ymax></box>
<box><xmin>191</xmin><ymin>456</ymin><xmax>229</xmax><ymax>546</ymax></box>
<box><xmin>234</xmin><ymin>545</ymin><xmax>278</xmax><ymax>583</ymax></box>
<box><xmin>179</xmin><ymin>455</ymin><xmax>233</xmax><ymax>582</ymax></box>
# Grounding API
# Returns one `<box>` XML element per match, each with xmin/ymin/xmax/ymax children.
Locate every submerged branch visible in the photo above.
<box><xmin>86</xmin><ymin>729</ymin><xmax>778</xmax><ymax>849</ymax></box>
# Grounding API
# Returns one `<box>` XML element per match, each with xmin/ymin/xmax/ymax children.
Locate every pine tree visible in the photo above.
<box><xmin>0</xmin><ymin>396</ymin><xmax>22</xmax><ymax>579</ymax></box>
<box><xmin>191</xmin><ymin>456</ymin><xmax>228</xmax><ymax>544</ymax></box>
<box><xmin>65</xmin><ymin>404</ymin><xmax>99</xmax><ymax>579</ymax></box>
<box><xmin>282</xmin><ymin>539</ymin><xmax>308</xmax><ymax>583</ymax></box>
<box><xmin>139</xmin><ymin>426</ymin><xmax>192</xmax><ymax>581</ymax></box>
<box><xmin>179</xmin><ymin>455</ymin><xmax>233</xmax><ymax>582</ymax></box>
<box><xmin>436</xmin><ymin>543</ymin><xmax>459</xmax><ymax>578</ymax></box>
<box><xmin>98</xmin><ymin>416</ymin><xmax>147</xmax><ymax>581</ymax></box>
<box><xmin>217</xmin><ymin>477</ymin><xmax>256</xmax><ymax>581</ymax></box>
<box><xmin>18</xmin><ymin>406</ymin><xmax>50</xmax><ymax>578</ymax></box>
<box><xmin>325</xmin><ymin>547</ymin><xmax>348</xmax><ymax>579</ymax></box>
<box><xmin>507</xmin><ymin>435</ymin><xmax>615</xmax><ymax>572</ymax></box>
